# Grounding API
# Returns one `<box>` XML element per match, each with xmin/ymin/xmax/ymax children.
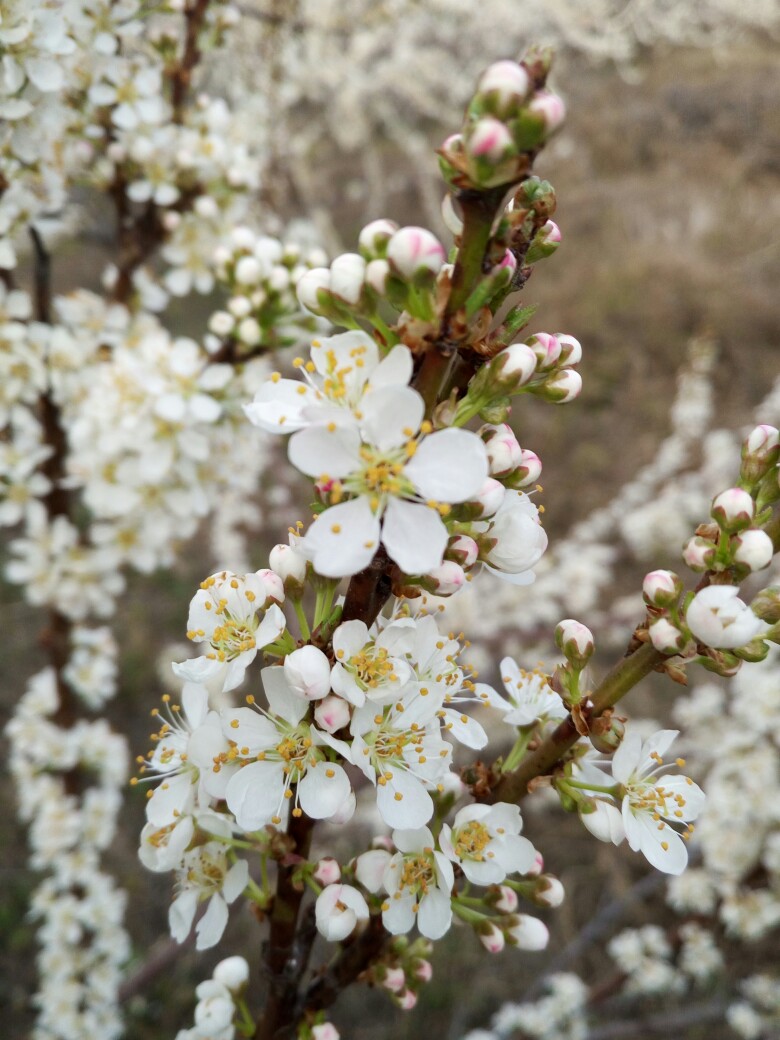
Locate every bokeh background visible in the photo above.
<box><xmin>2</xmin><ymin>2</ymin><xmax>779</xmax><ymax>1037</ymax></box>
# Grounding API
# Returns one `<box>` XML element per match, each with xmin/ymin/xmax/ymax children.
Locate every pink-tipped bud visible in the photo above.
<box><xmin>527</xmin><ymin>90</ymin><xmax>566</xmax><ymax>133</ymax></box>
<box><xmin>447</xmin><ymin>534</ymin><xmax>479</xmax><ymax>568</ymax></box>
<box><xmin>642</xmin><ymin>569</ymin><xmax>683</xmax><ymax>608</ymax></box>
<box><xmin>314</xmin><ymin>858</ymin><xmax>342</xmax><ymax>886</ymax></box>
<box><xmin>397</xmin><ymin>989</ymin><xmax>417</xmax><ymax>1011</ymax></box>
<box><xmin>476</xmin><ymin>60</ymin><xmax>531</xmax><ymax>117</ymax></box>
<box><xmin>513</xmin><ymin>448</ymin><xmax>543</xmax><ymax>488</ymax></box>
<box><xmin>467</xmin><ymin>117</ymin><xmax>515</xmax><ymax>163</ymax></box>
<box><xmin>733</xmin><ymin>529</ymin><xmax>774</xmax><ymax>572</ymax></box>
<box><xmin>478</xmin><ymin>921</ymin><xmax>506</xmax><ymax>954</ymax></box>
<box><xmin>423</xmin><ymin>560</ymin><xmax>466</xmax><ymax>595</ymax></box>
<box><xmin>257</xmin><ymin>567</ymin><xmax>285</xmax><ymax>605</ymax></box>
<box><xmin>541</xmin><ymin>368</ymin><xmax>582</xmax><ymax>404</ymax></box>
<box><xmin>488</xmin><ymin>342</ymin><xmax>538</xmax><ymax>389</ymax></box>
<box><xmin>527</xmin><ymin>332</ymin><xmax>561</xmax><ymax>370</ymax></box>
<box><xmin>480</xmin><ymin>422</ymin><xmax>523</xmax><ymax>477</ymax></box>
<box><xmin>527</xmin><ymin>852</ymin><xmax>544</xmax><ymax>877</ymax></box>
<box><xmin>381</xmin><ymin>967</ymin><xmax>407</xmax><ymax>994</ymax></box>
<box><xmin>413</xmin><ymin>959</ymin><xmax>433</xmax><ymax>982</ymax></box>
<box><xmin>312</xmin><ymin>1024</ymin><xmax>340</xmax><ymax>1040</ymax></box>
<box><xmin>649</xmin><ymin>616</ymin><xmax>688</xmax><ymax>655</ymax></box>
<box><xmin>471</xmin><ymin>478</ymin><xmax>506</xmax><ymax>518</ymax></box>
<box><xmin>682</xmin><ymin>536</ymin><xmax>717</xmax><ymax>572</ymax></box>
<box><xmin>296</xmin><ymin>267</ymin><xmax>331</xmax><ymax>314</ymax></box>
<box><xmin>358</xmin><ymin>219</ymin><xmax>399</xmax><ymax>259</ymax></box>
<box><xmin>314</xmin><ymin>695</ymin><xmax>352</xmax><ymax>734</ymax></box>
<box><xmin>495</xmin><ymin>885</ymin><xmax>518</xmax><ymax>913</ymax></box>
<box><xmin>387</xmin><ymin>226</ymin><xmax>445</xmax><ymax>281</ymax></box>
<box><xmin>555</xmin><ymin>618</ymin><xmax>594</xmax><ymax>668</ymax></box>
<box><xmin>711</xmin><ymin>488</ymin><xmax>755</xmax><ymax>531</ymax></box>
<box><xmin>329</xmin><ymin>252</ymin><xmax>366</xmax><ymax>305</ymax></box>
<box><xmin>532</xmin><ymin>876</ymin><xmax>565</xmax><ymax>908</ymax></box>
<box><xmin>526</xmin><ymin>220</ymin><xmax>562</xmax><ymax>263</ymax></box>
<box><xmin>506</xmin><ymin>914</ymin><xmax>549</xmax><ymax>951</ymax></box>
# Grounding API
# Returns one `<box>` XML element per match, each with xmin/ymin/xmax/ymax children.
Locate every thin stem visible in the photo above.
<box><xmin>292</xmin><ymin>598</ymin><xmax>311</xmax><ymax>641</ymax></box>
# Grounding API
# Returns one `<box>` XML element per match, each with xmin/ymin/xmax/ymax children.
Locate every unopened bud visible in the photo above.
<box><xmin>733</xmin><ymin>637</ymin><xmax>769</xmax><ymax>663</ymax></box>
<box><xmin>527</xmin><ymin>90</ymin><xmax>566</xmax><ymax>133</ymax></box>
<box><xmin>487</xmin><ymin>342</ymin><xmax>538</xmax><ymax>390</ymax></box>
<box><xmin>642</xmin><ymin>569</ymin><xmax>683</xmax><ymax>608</ymax></box>
<box><xmin>447</xmin><ymin>534</ymin><xmax>479</xmax><ymax>568</ymax></box>
<box><xmin>741</xmin><ymin>424</ymin><xmax>780</xmax><ymax>484</ymax></box>
<box><xmin>478</xmin><ymin>921</ymin><xmax>506</xmax><ymax>954</ymax></box>
<box><xmin>682</xmin><ymin>536</ymin><xmax>717</xmax><ymax>572</ymax></box>
<box><xmin>365</xmin><ymin>258</ymin><xmax>391</xmax><ymax>296</ymax></box>
<box><xmin>711</xmin><ymin>488</ymin><xmax>755</xmax><ymax>532</ymax></box>
<box><xmin>589</xmin><ymin>715</ymin><xmax>625</xmax><ymax>754</ymax></box>
<box><xmin>297</xmin><ymin>268</ymin><xmax>332</xmax><ymax>314</ymax></box>
<box><xmin>465</xmin><ymin>118</ymin><xmax>517</xmax><ymax>186</ymax></box>
<box><xmin>208</xmin><ymin>310</ymin><xmax>235</xmax><ymax>336</ymax></box>
<box><xmin>212</xmin><ymin>956</ymin><xmax>249</xmax><ymax>992</ymax></box>
<box><xmin>751</xmin><ymin>585</ymin><xmax>780</xmax><ymax>623</ymax></box>
<box><xmin>506</xmin><ymin>447</ymin><xmax>542</xmax><ymax>489</ymax></box>
<box><xmin>329</xmin><ymin>252</ymin><xmax>366</xmax><ymax>306</ymax></box>
<box><xmin>733</xmin><ymin>529</ymin><xmax>774</xmax><ymax>572</ymax></box>
<box><xmin>397</xmin><ymin>989</ymin><xmax>417</xmax><ymax>1011</ymax></box>
<box><xmin>557</xmin><ymin>333</ymin><xmax>581</xmax><ymax>367</ymax></box>
<box><xmin>539</xmin><ymin>368</ymin><xmax>582</xmax><ymax>404</ymax></box>
<box><xmin>313</xmin><ymin>858</ymin><xmax>341</xmax><ymax>886</ymax></box>
<box><xmin>526</xmin><ymin>219</ymin><xmax>562</xmax><ymax>263</ymax></box>
<box><xmin>387</xmin><ymin>226</ymin><xmax>445</xmax><ymax>282</ymax></box>
<box><xmin>555</xmin><ymin>618</ymin><xmax>594</xmax><ymax>668</ymax></box>
<box><xmin>312</xmin><ymin>1025</ymin><xmax>340</xmax><ymax>1040</ymax></box>
<box><xmin>234</xmin><ymin>255</ymin><xmax>262</xmax><ymax>285</ymax></box>
<box><xmin>470</xmin><ymin>478</ymin><xmax>506</xmax><ymax>518</ymax></box>
<box><xmin>284</xmin><ymin>645</ymin><xmax>331</xmax><ymax>701</ymax></box>
<box><xmin>413</xmin><ymin>959</ymin><xmax>433</xmax><ymax>982</ymax></box>
<box><xmin>257</xmin><ymin>568</ymin><xmax>285</xmax><ymax>605</ymax></box>
<box><xmin>532</xmin><ymin>875</ymin><xmax>565</xmax><ymax>908</ymax></box>
<box><xmin>494</xmin><ymin>885</ymin><xmax>518</xmax><ymax>913</ymax></box>
<box><xmin>358</xmin><ymin>219</ymin><xmax>399</xmax><ymax>259</ymax></box>
<box><xmin>506</xmin><ymin>914</ymin><xmax>549</xmax><ymax>950</ymax></box>
<box><xmin>480</xmin><ymin>422</ymin><xmax>522</xmax><ymax>477</ymax></box>
<box><xmin>269</xmin><ymin>543</ymin><xmax>307</xmax><ymax>588</ymax></box>
<box><xmin>422</xmin><ymin>560</ymin><xmax>466</xmax><ymax>595</ymax></box>
<box><xmin>476</xmin><ymin>60</ymin><xmax>531</xmax><ymax>118</ymax></box>
<box><xmin>237</xmin><ymin>317</ymin><xmax>261</xmax><ymax>346</ymax></box>
<box><xmin>527</xmin><ymin>331</ymin><xmax>561</xmax><ymax>370</ymax></box>
<box><xmin>380</xmin><ymin>966</ymin><xmax>406</xmax><ymax>993</ymax></box>
<box><xmin>314</xmin><ymin>695</ymin><xmax>351</xmax><ymax>734</ymax></box>
<box><xmin>648</xmin><ymin>616</ymin><xmax>688</xmax><ymax>655</ymax></box>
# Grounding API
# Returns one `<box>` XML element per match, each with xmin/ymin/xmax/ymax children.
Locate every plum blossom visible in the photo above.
<box><xmin>479</xmin><ymin>490</ymin><xmax>548</xmax><ymax>584</ymax></box>
<box><xmin>173</xmin><ymin>570</ymin><xmax>286</xmax><ymax>693</ymax></box>
<box><xmin>496</xmin><ymin>658</ymin><xmax>567</xmax><ymax>726</ymax></box>
<box><xmin>315</xmin><ymin>883</ymin><xmax>370</xmax><ymax>941</ymax></box>
<box><xmin>686</xmin><ymin>585</ymin><xmax>767</xmax><ymax>649</ymax></box>
<box><xmin>330</xmin><ymin>617</ymin><xmax>413</xmax><ymax>706</ymax></box>
<box><xmin>382</xmin><ymin>827</ymin><xmax>454</xmax><ymax>940</ymax></box>
<box><xmin>169</xmin><ymin>842</ymin><xmax>249</xmax><ymax>950</ymax></box>
<box><xmin>439</xmin><ymin>803</ymin><xmax>539</xmax><ymax>884</ymax></box>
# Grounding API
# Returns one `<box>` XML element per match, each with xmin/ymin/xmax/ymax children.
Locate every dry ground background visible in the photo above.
<box><xmin>1</xmin><ymin>32</ymin><xmax>779</xmax><ymax>1040</ymax></box>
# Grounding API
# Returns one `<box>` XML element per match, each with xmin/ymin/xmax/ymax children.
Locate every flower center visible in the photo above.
<box><xmin>399</xmin><ymin>852</ymin><xmax>436</xmax><ymax>895</ymax></box>
<box><xmin>349</xmin><ymin>645</ymin><xmax>397</xmax><ymax>689</ymax></box>
<box><xmin>208</xmin><ymin>617</ymin><xmax>258</xmax><ymax>662</ymax></box>
<box><xmin>454</xmin><ymin>820</ymin><xmax>492</xmax><ymax>861</ymax></box>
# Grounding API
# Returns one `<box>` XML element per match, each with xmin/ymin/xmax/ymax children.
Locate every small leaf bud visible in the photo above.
<box><xmin>313</xmin><ymin>858</ymin><xmax>342</xmax><ymax>886</ymax></box>
<box><xmin>476</xmin><ymin>60</ymin><xmax>531</xmax><ymax>118</ymax></box>
<box><xmin>555</xmin><ymin>618</ymin><xmax>594</xmax><ymax>668</ymax></box>
<box><xmin>387</xmin><ymin>226</ymin><xmax>445</xmax><ymax>282</ymax></box>
<box><xmin>478</xmin><ymin>921</ymin><xmax>506</xmax><ymax>954</ymax></box>
<box><xmin>682</xmin><ymin>536</ymin><xmax>717</xmax><ymax>572</ymax></box>
<box><xmin>733</xmin><ymin>529</ymin><xmax>774</xmax><ymax>572</ymax></box>
<box><xmin>589</xmin><ymin>714</ymin><xmax>626</xmax><ymax>754</ymax></box>
<box><xmin>648</xmin><ymin>616</ymin><xmax>688</xmax><ymax>655</ymax></box>
<box><xmin>642</xmin><ymin>569</ymin><xmax>683</xmax><ymax>608</ymax></box>
<box><xmin>358</xmin><ymin>219</ymin><xmax>399</xmax><ymax>259</ymax></box>
<box><xmin>741</xmin><ymin>424</ymin><xmax>780</xmax><ymax>484</ymax></box>
<box><xmin>711</xmin><ymin>487</ymin><xmax>755</xmax><ymax>532</ymax></box>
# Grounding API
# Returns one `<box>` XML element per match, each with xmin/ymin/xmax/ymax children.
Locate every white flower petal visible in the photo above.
<box><xmin>169</xmin><ymin>889</ymin><xmax>198</xmax><ymax>942</ymax></box>
<box><xmin>225</xmin><ymin>760</ymin><xmax>285</xmax><ymax>831</ymax></box>
<box><xmin>405</xmin><ymin>428</ymin><xmax>488</xmax><ymax>502</ymax></box>
<box><xmin>441</xmin><ymin>708</ymin><xmax>487</xmax><ymax>749</ymax></box>
<box><xmin>195</xmin><ymin>893</ymin><xmax>229</xmax><ymax>950</ymax></box>
<box><xmin>382</xmin><ymin>499</ymin><xmax>447</xmax><ymax>574</ymax></box>
<box><xmin>360</xmin><ymin>386</ymin><xmax>424</xmax><ymax>450</ymax></box>
<box><xmin>298</xmin><ymin>762</ymin><xmax>351</xmax><ymax>819</ymax></box>
<box><xmin>417</xmin><ymin>889</ymin><xmax>452</xmax><ymax>940</ymax></box>
<box><xmin>382</xmin><ymin>893</ymin><xmax>416</xmax><ymax>935</ymax></box>
<box><xmin>288</xmin><ymin>424</ymin><xmax>361</xmax><ymax>479</ymax></box>
<box><xmin>303</xmin><ymin>498</ymin><xmax>381</xmax><ymax>578</ymax></box>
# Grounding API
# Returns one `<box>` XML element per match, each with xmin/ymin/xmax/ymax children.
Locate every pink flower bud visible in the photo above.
<box><xmin>329</xmin><ymin>252</ymin><xmax>366</xmax><ymax>305</ymax></box>
<box><xmin>649</xmin><ymin>616</ymin><xmax>688</xmax><ymax>654</ymax></box>
<box><xmin>527</xmin><ymin>332</ymin><xmax>561</xmax><ymax>369</ymax></box>
<box><xmin>413</xmin><ymin>959</ymin><xmax>433</xmax><ymax>982</ymax></box>
<box><xmin>533</xmin><ymin>876</ymin><xmax>565</xmax><ymax>908</ymax></box>
<box><xmin>313</xmin><ymin>858</ymin><xmax>342</xmax><ymax>886</ymax></box>
<box><xmin>526</xmin><ymin>220</ymin><xmax>562</xmax><ymax>263</ymax></box>
<box><xmin>312</xmin><ymin>1024</ymin><xmax>340</xmax><ymax>1040</ymax></box>
<box><xmin>506</xmin><ymin>914</ymin><xmax>549</xmax><ymax>950</ymax></box>
<box><xmin>387</xmin><ymin>226</ymin><xmax>445</xmax><ymax>281</ymax></box>
<box><xmin>358</xmin><ymin>219</ymin><xmax>399</xmax><ymax>258</ymax></box>
<box><xmin>447</xmin><ymin>534</ymin><xmax>479</xmax><ymax>568</ymax></box>
<box><xmin>682</xmin><ymin>536</ymin><xmax>717</xmax><ymax>571</ymax></box>
<box><xmin>527</xmin><ymin>91</ymin><xmax>566</xmax><ymax>132</ymax></box>
<box><xmin>741</xmin><ymin>424</ymin><xmax>780</xmax><ymax>483</ymax></box>
<box><xmin>477</xmin><ymin>60</ymin><xmax>531</xmax><ymax>116</ymax></box>
<box><xmin>479</xmin><ymin>922</ymin><xmax>506</xmax><ymax>954</ymax></box>
<box><xmin>642</xmin><ymin>569</ymin><xmax>683</xmax><ymax>608</ymax></box>
<box><xmin>397</xmin><ymin>989</ymin><xmax>418</xmax><ymax>1011</ymax></box>
<box><xmin>467</xmin><ymin>117</ymin><xmax>515</xmax><ymax>163</ymax></box>
<box><xmin>424</xmin><ymin>560</ymin><xmax>466</xmax><ymax>595</ymax></box>
<box><xmin>481</xmin><ymin>422</ymin><xmax>523</xmax><ymax>477</ymax></box>
<box><xmin>314</xmin><ymin>694</ymin><xmax>351</xmax><ymax>734</ymax></box>
<box><xmin>526</xmin><ymin>852</ymin><xmax>544</xmax><ymax>877</ymax></box>
<box><xmin>733</xmin><ymin>529</ymin><xmax>774</xmax><ymax>572</ymax></box>
<box><xmin>365</xmin><ymin>258</ymin><xmax>391</xmax><ymax>296</ymax></box>
<box><xmin>555</xmin><ymin>618</ymin><xmax>594</xmax><ymax>667</ymax></box>
<box><xmin>514</xmin><ymin>448</ymin><xmax>542</xmax><ymax>487</ymax></box>
<box><xmin>543</xmin><ymin>368</ymin><xmax>582</xmax><ymax>404</ymax></box>
<box><xmin>711</xmin><ymin>488</ymin><xmax>755</xmax><ymax>531</ymax></box>
<box><xmin>381</xmin><ymin>967</ymin><xmax>406</xmax><ymax>993</ymax></box>
<box><xmin>495</xmin><ymin>885</ymin><xmax>518</xmax><ymax>913</ymax></box>
<box><xmin>257</xmin><ymin>568</ymin><xmax>285</xmax><ymax>605</ymax></box>
<box><xmin>471</xmin><ymin>478</ymin><xmax>506</xmax><ymax>518</ymax></box>
<box><xmin>557</xmin><ymin>333</ymin><xmax>581</xmax><ymax>367</ymax></box>
<box><xmin>296</xmin><ymin>268</ymin><xmax>331</xmax><ymax>313</ymax></box>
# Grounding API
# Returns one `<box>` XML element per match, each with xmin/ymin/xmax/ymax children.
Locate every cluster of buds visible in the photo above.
<box><xmin>453</xmin><ymin>330</ymin><xmax>582</xmax><ymax>427</ymax></box>
<box><xmin>439</xmin><ymin>56</ymin><xmax>565</xmax><ymax>191</ymax></box>
<box><xmin>643</xmin><ymin>570</ymin><xmax>690</xmax><ymax>656</ymax></box>
<box><xmin>553</xmin><ymin>618</ymin><xmax>595</xmax><ymax>708</ymax></box>
<box><xmin>207</xmin><ymin>228</ymin><xmax>326</xmax><ymax>352</ymax></box>
<box><xmin>467</xmin><ymin>877</ymin><xmax>553</xmax><ymax>955</ymax></box>
<box><xmin>684</xmin><ymin>485</ymin><xmax>774</xmax><ymax>580</ymax></box>
<box><xmin>368</xmin><ymin>936</ymin><xmax>434</xmax><ymax>1011</ymax></box>
<box><xmin>177</xmin><ymin>956</ymin><xmax>249</xmax><ymax>1040</ymax></box>
<box><xmin>297</xmin><ymin>222</ymin><xmax>447</xmax><ymax>330</ymax></box>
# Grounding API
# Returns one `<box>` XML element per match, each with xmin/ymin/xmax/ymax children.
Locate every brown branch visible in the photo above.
<box><xmin>171</xmin><ymin>0</ymin><xmax>212</xmax><ymax>123</ymax></box>
<box><xmin>301</xmin><ymin>915</ymin><xmax>388</xmax><ymax>1015</ymax></box>
<box><xmin>118</xmin><ymin>936</ymin><xmax>191</xmax><ymax>1003</ymax></box>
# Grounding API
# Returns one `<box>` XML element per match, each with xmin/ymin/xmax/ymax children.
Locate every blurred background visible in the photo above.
<box><xmin>2</xmin><ymin>1</ymin><xmax>779</xmax><ymax>1037</ymax></box>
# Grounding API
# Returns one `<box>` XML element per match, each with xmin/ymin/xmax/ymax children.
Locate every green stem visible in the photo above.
<box><xmin>500</xmin><ymin>727</ymin><xmax>534</xmax><ymax>774</ymax></box>
<box><xmin>561</xmin><ymin>779</ymin><xmax>620</xmax><ymax>796</ymax></box>
<box><xmin>451</xmin><ymin>899</ymin><xmax>487</xmax><ymax>925</ymax></box>
<box><xmin>292</xmin><ymin>598</ymin><xmax>311</xmax><ymax>641</ymax></box>
<box><xmin>445</xmin><ymin>188</ymin><xmax>507</xmax><ymax>318</ymax></box>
